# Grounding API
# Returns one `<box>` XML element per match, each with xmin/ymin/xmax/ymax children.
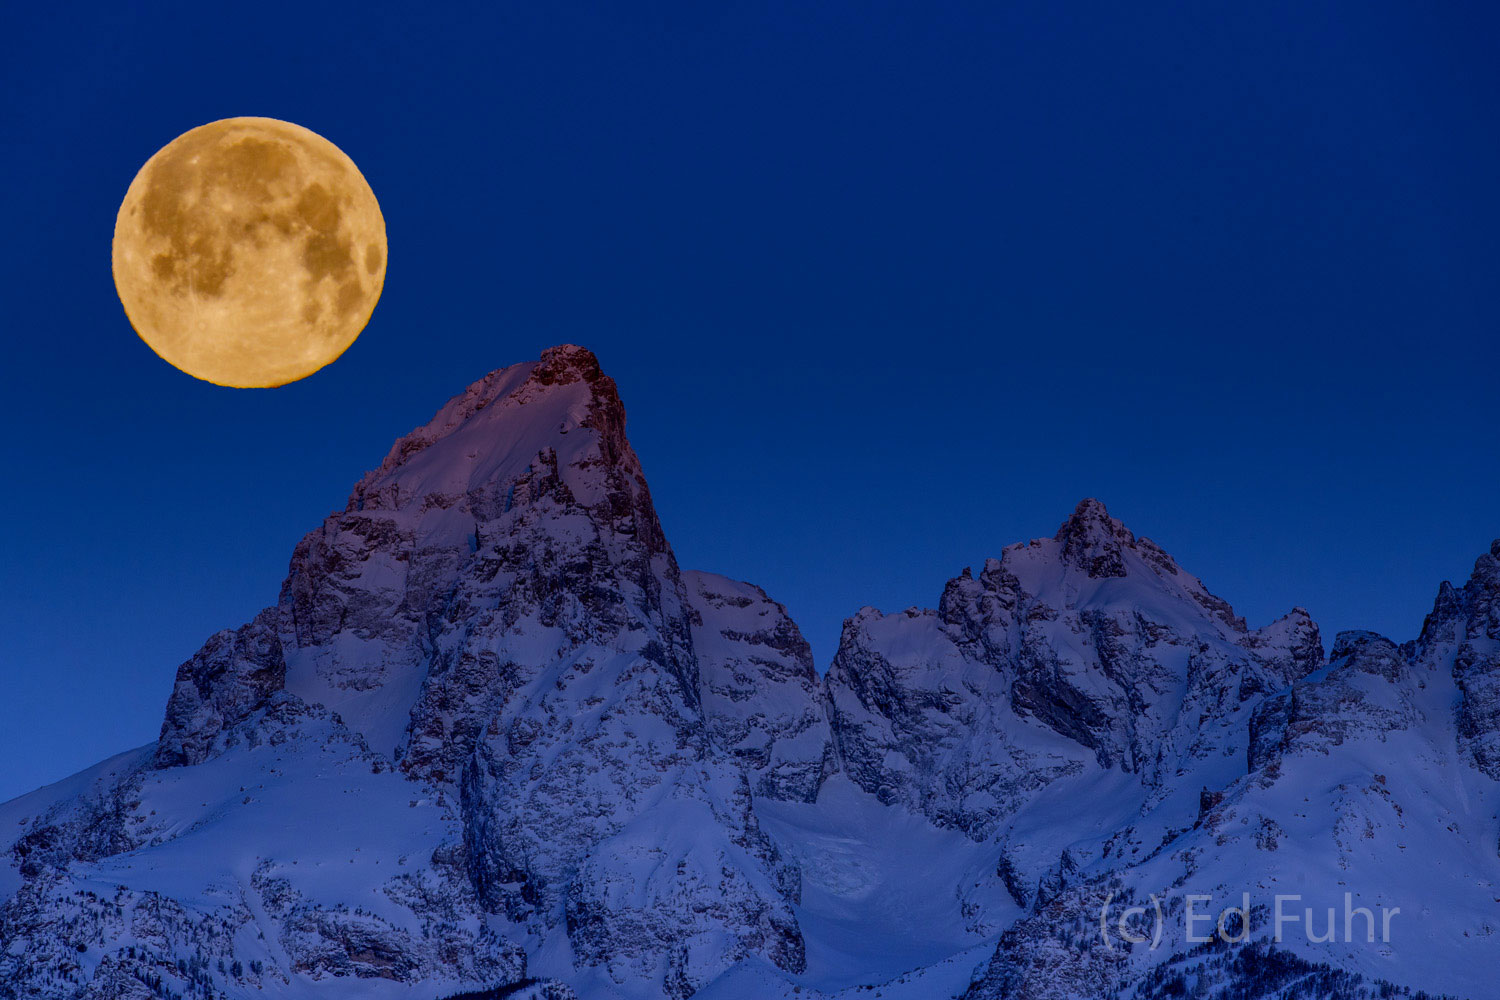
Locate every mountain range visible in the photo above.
<box><xmin>3</xmin><ymin>345</ymin><xmax>1496</xmax><ymax>1000</ymax></box>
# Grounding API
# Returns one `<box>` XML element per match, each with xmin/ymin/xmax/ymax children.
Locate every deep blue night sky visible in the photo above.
<box><xmin>2</xmin><ymin>1</ymin><xmax>1497</xmax><ymax>801</ymax></box>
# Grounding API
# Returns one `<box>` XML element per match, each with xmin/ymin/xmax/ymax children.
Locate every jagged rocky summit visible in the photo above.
<box><xmin>2</xmin><ymin>345</ymin><xmax>1497</xmax><ymax>1000</ymax></box>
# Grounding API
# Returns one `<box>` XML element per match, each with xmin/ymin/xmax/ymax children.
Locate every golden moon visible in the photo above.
<box><xmin>112</xmin><ymin>117</ymin><xmax>386</xmax><ymax>387</ymax></box>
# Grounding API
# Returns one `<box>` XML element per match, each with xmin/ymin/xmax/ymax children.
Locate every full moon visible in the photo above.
<box><xmin>112</xmin><ymin>117</ymin><xmax>386</xmax><ymax>387</ymax></box>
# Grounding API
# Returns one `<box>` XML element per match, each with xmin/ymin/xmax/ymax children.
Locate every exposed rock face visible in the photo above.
<box><xmin>822</xmin><ymin>600</ymin><xmax>1089</xmax><ymax>841</ymax></box>
<box><xmin>3</xmin><ymin>349</ymin><xmax>1498</xmax><ymax>1000</ymax></box>
<box><xmin>1247</xmin><ymin>630</ymin><xmax>1416</xmax><ymax>773</ymax></box>
<box><xmin>686</xmin><ymin>571</ymin><xmax>834</xmax><ymax>803</ymax></box>
<box><xmin>1054</xmin><ymin>496</ymin><xmax>1133</xmax><ymax>580</ymax></box>
<box><xmin>1421</xmin><ymin>541</ymin><xmax>1500</xmax><ymax>777</ymax></box>
<box><xmin>157</xmin><ymin>607</ymin><xmax>287</xmax><ymax>767</ymax></box>
<box><xmin>823</xmin><ymin>500</ymin><xmax>1322</xmax><ymax>840</ymax></box>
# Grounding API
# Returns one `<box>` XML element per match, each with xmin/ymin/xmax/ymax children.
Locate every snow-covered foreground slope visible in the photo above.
<box><xmin>2</xmin><ymin>346</ymin><xmax>1497</xmax><ymax>1000</ymax></box>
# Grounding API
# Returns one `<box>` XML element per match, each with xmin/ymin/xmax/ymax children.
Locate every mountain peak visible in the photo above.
<box><xmin>1480</xmin><ymin>540</ymin><xmax>1500</xmax><ymax>589</ymax></box>
<box><xmin>1053</xmin><ymin>498</ymin><xmax>1137</xmax><ymax>579</ymax></box>
<box><xmin>532</xmin><ymin>342</ymin><xmax>608</xmax><ymax>383</ymax></box>
<box><xmin>1330</xmin><ymin>629</ymin><xmax>1397</xmax><ymax>659</ymax></box>
<box><xmin>1002</xmin><ymin>497</ymin><xmax>1242</xmax><ymax>631</ymax></box>
<box><xmin>345</xmin><ymin>345</ymin><xmax>630</xmax><ymax>515</ymax></box>
<box><xmin>1418</xmin><ymin>539</ymin><xmax>1500</xmax><ymax>646</ymax></box>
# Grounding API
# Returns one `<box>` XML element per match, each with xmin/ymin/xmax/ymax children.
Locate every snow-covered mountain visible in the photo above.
<box><xmin>2</xmin><ymin>346</ymin><xmax>1495</xmax><ymax>1000</ymax></box>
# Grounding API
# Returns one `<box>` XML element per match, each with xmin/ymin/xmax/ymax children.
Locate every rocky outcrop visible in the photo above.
<box><xmin>1234</xmin><ymin>606</ymin><xmax>1322</xmax><ymax>700</ymax></box>
<box><xmin>1247</xmin><ymin>631</ymin><xmax>1417</xmax><ymax>774</ymax></box>
<box><xmin>156</xmin><ymin>607</ymin><xmax>287</xmax><ymax>767</ymax></box>
<box><xmin>822</xmin><ymin>600</ymin><xmax>1088</xmax><ymax>840</ymax></box>
<box><xmin>1418</xmin><ymin>541</ymin><xmax>1500</xmax><ymax>777</ymax></box>
<box><xmin>686</xmin><ymin>571</ymin><xmax>834</xmax><ymax>803</ymax></box>
<box><xmin>823</xmin><ymin>499</ymin><xmax>1322</xmax><ymax>839</ymax></box>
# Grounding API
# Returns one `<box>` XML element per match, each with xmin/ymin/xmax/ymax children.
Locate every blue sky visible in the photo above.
<box><xmin>1</xmin><ymin>1</ymin><xmax>1497</xmax><ymax>801</ymax></box>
